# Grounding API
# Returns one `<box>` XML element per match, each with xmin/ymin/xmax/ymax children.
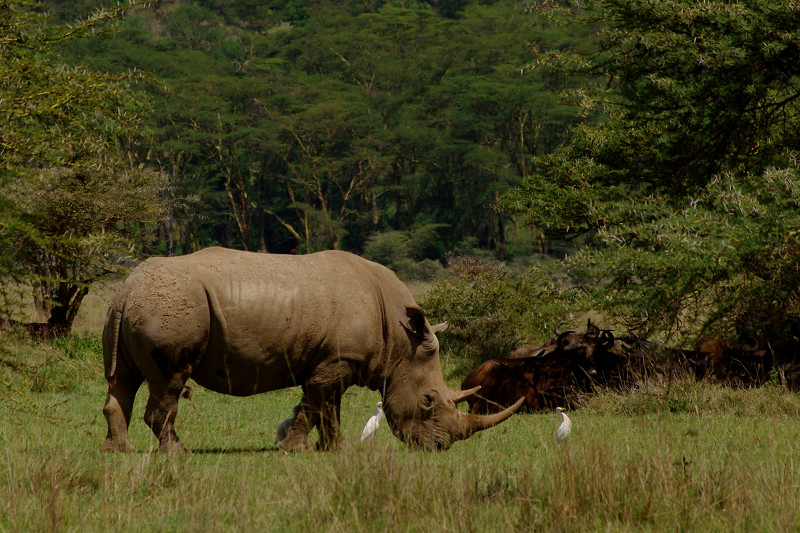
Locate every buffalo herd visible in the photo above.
<box><xmin>460</xmin><ymin>319</ymin><xmax>800</xmax><ymax>414</ymax></box>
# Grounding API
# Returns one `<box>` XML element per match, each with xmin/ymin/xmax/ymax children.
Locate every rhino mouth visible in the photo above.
<box><xmin>389</xmin><ymin>387</ymin><xmax>524</xmax><ymax>450</ymax></box>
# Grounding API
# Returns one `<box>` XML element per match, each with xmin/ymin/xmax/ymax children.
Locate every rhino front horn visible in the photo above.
<box><xmin>452</xmin><ymin>396</ymin><xmax>525</xmax><ymax>440</ymax></box>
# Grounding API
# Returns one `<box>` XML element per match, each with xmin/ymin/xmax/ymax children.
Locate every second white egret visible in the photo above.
<box><xmin>360</xmin><ymin>401</ymin><xmax>384</xmax><ymax>442</ymax></box>
<box><xmin>555</xmin><ymin>406</ymin><xmax>571</xmax><ymax>443</ymax></box>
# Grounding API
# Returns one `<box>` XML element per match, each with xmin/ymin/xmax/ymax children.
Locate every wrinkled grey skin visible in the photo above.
<box><xmin>101</xmin><ymin>247</ymin><xmax>522</xmax><ymax>453</ymax></box>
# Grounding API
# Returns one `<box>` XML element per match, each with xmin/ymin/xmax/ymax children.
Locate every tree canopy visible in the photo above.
<box><xmin>53</xmin><ymin>0</ymin><xmax>588</xmax><ymax>256</ymax></box>
<box><xmin>505</xmin><ymin>0</ymin><xmax>800</xmax><ymax>343</ymax></box>
<box><xmin>0</xmin><ymin>0</ymin><xmax>166</xmax><ymax>335</ymax></box>
<box><xmin>6</xmin><ymin>0</ymin><xmax>799</xmax><ymax>347</ymax></box>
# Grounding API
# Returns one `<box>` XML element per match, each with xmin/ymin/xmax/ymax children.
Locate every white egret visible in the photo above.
<box><xmin>555</xmin><ymin>406</ymin><xmax>571</xmax><ymax>443</ymax></box>
<box><xmin>274</xmin><ymin>404</ymin><xmax>301</xmax><ymax>444</ymax></box>
<box><xmin>360</xmin><ymin>401</ymin><xmax>384</xmax><ymax>442</ymax></box>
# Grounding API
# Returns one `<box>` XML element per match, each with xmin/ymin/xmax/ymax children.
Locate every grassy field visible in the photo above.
<box><xmin>2</xmin><ymin>292</ymin><xmax>800</xmax><ymax>531</ymax></box>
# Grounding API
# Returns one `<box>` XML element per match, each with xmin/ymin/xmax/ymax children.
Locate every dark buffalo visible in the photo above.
<box><xmin>461</xmin><ymin>320</ymin><xmax>620</xmax><ymax>413</ymax></box>
<box><xmin>687</xmin><ymin>334</ymin><xmax>770</xmax><ymax>385</ymax></box>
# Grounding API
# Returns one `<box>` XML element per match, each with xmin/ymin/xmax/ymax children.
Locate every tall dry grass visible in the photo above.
<box><xmin>3</xmin><ymin>351</ymin><xmax>800</xmax><ymax>532</ymax></box>
<box><xmin>2</xmin><ymin>286</ymin><xmax>800</xmax><ymax>531</ymax></box>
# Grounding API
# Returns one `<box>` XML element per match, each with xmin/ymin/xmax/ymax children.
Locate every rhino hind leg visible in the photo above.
<box><xmin>101</xmin><ymin>357</ymin><xmax>143</xmax><ymax>452</ymax></box>
<box><xmin>144</xmin><ymin>374</ymin><xmax>191</xmax><ymax>453</ymax></box>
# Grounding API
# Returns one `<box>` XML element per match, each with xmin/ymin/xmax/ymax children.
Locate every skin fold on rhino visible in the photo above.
<box><xmin>101</xmin><ymin>247</ymin><xmax>522</xmax><ymax>453</ymax></box>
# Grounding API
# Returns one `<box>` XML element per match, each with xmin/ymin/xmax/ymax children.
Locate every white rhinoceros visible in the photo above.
<box><xmin>101</xmin><ymin>247</ymin><xmax>522</xmax><ymax>452</ymax></box>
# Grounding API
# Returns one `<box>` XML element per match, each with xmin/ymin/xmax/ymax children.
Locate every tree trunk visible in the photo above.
<box><xmin>47</xmin><ymin>284</ymin><xmax>89</xmax><ymax>334</ymax></box>
<box><xmin>165</xmin><ymin>212</ymin><xmax>175</xmax><ymax>257</ymax></box>
<box><xmin>257</xmin><ymin>208</ymin><xmax>268</xmax><ymax>252</ymax></box>
<box><xmin>497</xmin><ymin>212</ymin><xmax>507</xmax><ymax>258</ymax></box>
<box><xmin>392</xmin><ymin>160</ymin><xmax>403</xmax><ymax>229</ymax></box>
<box><xmin>18</xmin><ymin>283</ymin><xmax>90</xmax><ymax>340</ymax></box>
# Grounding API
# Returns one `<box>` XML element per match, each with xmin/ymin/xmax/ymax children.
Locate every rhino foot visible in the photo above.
<box><xmin>157</xmin><ymin>440</ymin><xmax>191</xmax><ymax>454</ymax></box>
<box><xmin>279</xmin><ymin>436</ymin><xmax>313</xmax><ymax>453</ymax></box>
<box><xmin>101</xmin><ymin>438</ymin><xmax>135</xmax><ymax>453</ymax></box>
<box><xmin>315</xmin><ymin>439</ymin><xmax>343</xmax><ymax>452</ymax></box>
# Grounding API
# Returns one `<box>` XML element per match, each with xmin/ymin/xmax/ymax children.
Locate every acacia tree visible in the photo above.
<box><xmin>58</xmin><ymin>1</ymin><xmax>584</xmax><ymax>257</ymax></box>
<box><xmin>0</xmin><ymin>0</ymin><xmax>166</xmax><ymax>337</ymax></box>
<box><xmin>506</xmin><ymin>0</ymin><xmax>800</xmax><ymax>344</ymax></box>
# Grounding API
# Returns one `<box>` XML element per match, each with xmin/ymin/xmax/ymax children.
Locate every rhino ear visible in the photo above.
<box><xmin>400</xmin><ymin>307</ymin><xmax>428</xmax><ymax>338</ymax></box>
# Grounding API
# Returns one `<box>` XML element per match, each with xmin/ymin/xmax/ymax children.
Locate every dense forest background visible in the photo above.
<box><xmin>53</xmin><ymin>0</ymin><xmax>587</xmax><ymax>259</ymax></box>
<box><xmin>3</xmin><ymin>0</ymin><xmax>800</xmax><ymax>356</ymax></box>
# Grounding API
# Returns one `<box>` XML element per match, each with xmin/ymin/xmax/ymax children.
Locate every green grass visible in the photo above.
<box><xmin>3</xmin><ymin>328</ymin><xmax>800</xmax><ymax>531</ymax></box>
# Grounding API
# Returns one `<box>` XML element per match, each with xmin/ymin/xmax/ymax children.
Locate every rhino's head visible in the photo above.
<box><xmin>381</xmin><ymin>307</ymin><xmax>523</xmax><ymax>450</ymax></box>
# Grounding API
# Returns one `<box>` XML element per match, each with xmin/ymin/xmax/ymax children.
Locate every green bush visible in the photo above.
<box><xmin>364</xmin><ymin>228</ymin><xmax>449</xmax><ymax>282</ymax></box>
<box><xmin>405</xmin><ymin>259</ymin><xmax>446</xmax><ymax>282</ymax></box>
<box><xmin>420</xmin><ymin>254</ymin><xmax>583</xmax><ymax>377</ymax></box>
<box><xmin>50</xmin><ymin>335</ymin><xmax>102</xmax><ymax>360</ymax></box>
<box><xmin>363</xmin><ymin>231</ymin><xmax>413</xmax><ymax>274</ymax></box>
<box><xmin>408</xmin><ymin>224</ymin><xmax>448</xmax><ymax>261</ymax></box>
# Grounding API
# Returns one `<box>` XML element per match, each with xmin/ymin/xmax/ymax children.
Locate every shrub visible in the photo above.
<box><xmin>362</xmin><ymin>231</ymin><xmax>413</xmax><ymax>274</ymax></box>
<box><xmin>405</xmin><ymin>259</ymin><xmax>446</xmax><ymax>282</ymax></box>
<box><xmin>420</xmin><ymin>253</ymin><xmax>584</xmax><ymax>377</ymax></box>
<box><xmin>407</xmin><ymin>224</ymin><xmax>447</xmax><ymax>261</ymax></box>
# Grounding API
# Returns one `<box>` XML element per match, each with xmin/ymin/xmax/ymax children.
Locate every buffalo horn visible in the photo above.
<box><xmin>557</xmin><ymin>330</ymin><xmax>575</xmax><ymax>347</ymax></box>
<box><xmin>742</xmin><ymin>335</ymin><xmax>759</xmax><ymax>351</ymax></box>
<box><xmin>601</xmin><ymin>329</ymin><xmax>615</xmax><ymax>348</ymax></box>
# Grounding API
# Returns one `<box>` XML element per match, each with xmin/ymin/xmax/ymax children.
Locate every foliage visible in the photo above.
<box><xmin>2</xmin><ymin>166</ymin><xmax>166</xmax><ymax>331</ymax></box>
<box><xmin>363</xmin><ymin>224</ymin><xmax>449</xmax><ymax>278</ymax></box>
<box><xmin>568</xmin><ymin>170</ymin><xmax>800</xmax><ymax>341</ymax></box>
<box><xmin>52</xmin><ymin>0</ymin><xmax>588</xmax><ymax>257</ymax></box>
<box><xmin>405</xmin><ymin>258</ymin><xmax>446</xmax><ymax>282</ymax></box>
<box><xmin>0</xmin><ymin>0</ymin><xmax>166</xmax><ymax>334</ymax></box>
<box><xmin>505</xmin><ymin>0</ymin><xmax>800</xmax><ymax>343</ymax></box>
<box><xmin>420</xmin><ymin>253</ymin><xmax>582</xmax><ymax>373</ymax></box>
<box><xmin>363</xmin><ymin>231</ymin><xmax>413</xmax><ymax>273</ymax></box>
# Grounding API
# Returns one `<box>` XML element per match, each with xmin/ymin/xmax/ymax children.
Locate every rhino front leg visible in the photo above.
<box><xmin>144</xmin><ymin>375</ymin><xmax>191</xmax><ymax>453</ymax></box>
<box><xmin>315</xmin><ymin>389</ymin><xmax>344</xmax><ymax>451</ymax></box>
<box><xmin>278</xmin><ymin>389</ymin><xmax>344</xmax><ymax>452</ymax></box>
<box><xmin>279</xmin><ymin>403</ymin><xmax>314</xmax><ymax>453</ymax></box>
<box><xmin>279</xmin><ymin>361</ymin><xmax>353</xmax><ymax>453</ymax></box>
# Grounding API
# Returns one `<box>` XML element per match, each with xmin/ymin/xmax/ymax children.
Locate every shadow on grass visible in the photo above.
<box><xmin>189</xmin><ymin>446</ymin><xmax>278</xmax><ymax>454</ymax></box>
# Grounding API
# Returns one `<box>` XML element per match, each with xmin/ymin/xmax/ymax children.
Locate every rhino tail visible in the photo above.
<box><xmin>102</xmin><ymin>303</ymin><xmax>124</xmax><ymax>388</ymax></box>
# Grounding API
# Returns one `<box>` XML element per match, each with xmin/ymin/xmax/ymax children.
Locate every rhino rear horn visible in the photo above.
<box><xmin>431</xmin><ymin>321</ymin><xmax>450</xmax><ymax>335</ymax></box>
<box><xmin>447</xmin><ymin>386</ymin><xmax>480</xmax><ymax>404</ymax></box>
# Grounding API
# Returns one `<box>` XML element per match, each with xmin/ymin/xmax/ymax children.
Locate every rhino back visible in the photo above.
<box><xmin>118</xmin><ymin>248</ymin><xmax>412</xmax><ymax>395</ymax></box>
